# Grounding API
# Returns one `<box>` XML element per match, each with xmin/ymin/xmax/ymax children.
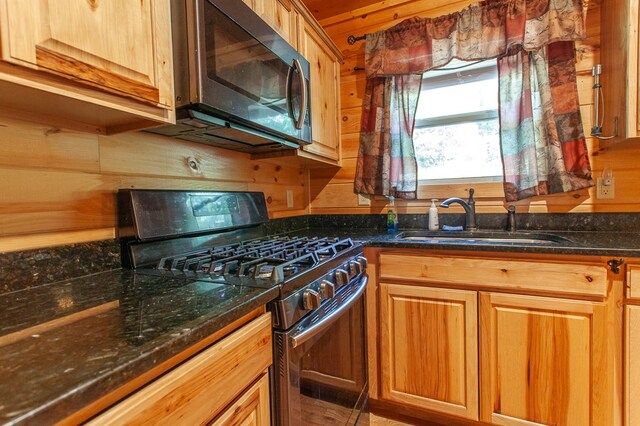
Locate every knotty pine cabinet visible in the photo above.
<box><xmin>0</xmin><ymin>0</ymin><xmax>174</xmax><ymax>134</ymax></box>
<box><xmin>626</xmin><ymin>264</ymin><xmax>640</xmax><ymax>426</ymax></box>
<box><xmin>242</xmin><ymin>0</ymin><xmax>298</xmax><ymax>48</ymax></box>
<box><xmin>86</xmin><ymin>313</ymin><xmax>272</xmax><ymax>425</ymax></box>
<box><xmin>379</xmin><ymin>284</ymin><xmax>479</xmax><ymax>420</ymax></box>
<box><xmin>247</xmin><ymin>0</ymin><xmax>343</xmax><ymax>166</ymax></box>
<box><xmin>600</xmin><ymin>0</ymin><xmax>640</xmax><ymax>142</ymax></box>
<box><xmin>367</xmin><ymin>248</ymin><xmax>624</xmax><ymax>425</ymax></box>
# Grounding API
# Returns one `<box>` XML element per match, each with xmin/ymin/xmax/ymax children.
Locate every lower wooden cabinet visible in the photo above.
<box><xmin>479</xmin><ymin>292</ymin><xmax>612</xmax><ymax>425</ymax></box>
<box><xmin>369</xmin><ymin>249</ymin><xmax>624</xmax><ymax>425</ymax></box>
<box><xmin>627</xmin><ymin>305</ymin><xmax>640</xmax><ymax>426</ymax></box>
<box><xmin>87</xmin><ymin>313</ymin><xmax>272</xmax><ymax>425</ymax></box>
<box><xmin>212</xmin><ymin>373</ymin><xmax>271</xmax><ymax>425</ymax></box>
<box><xmin>379</xmin><ymin>283</ymin><xmax>479</xmax><ymax>420</ymax></box>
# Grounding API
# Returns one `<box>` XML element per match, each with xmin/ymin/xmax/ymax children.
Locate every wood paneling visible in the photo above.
<box><xmin>0</xmin><ymin>115</ymin><xmax>309</xmax><ymax>252</ymax></box>
<box><xmin>379</xmin><ymin>283</ymin><xmax>478</xmax><ymax>420</ymax></box>
<box><xmin>309</xmin><ymin>0</ymin><xmax>640</xmax><ymax>214</ymax></box>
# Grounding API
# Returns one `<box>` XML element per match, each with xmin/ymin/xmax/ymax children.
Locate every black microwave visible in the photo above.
<box><xmin>148</xmin><ymin>0</ymin><xmax>312</xmax><ymax>154</ymax></box>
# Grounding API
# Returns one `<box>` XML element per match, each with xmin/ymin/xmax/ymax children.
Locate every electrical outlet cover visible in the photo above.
<box><xmin>596</xmin><ymin>177</ymin><xmax>615</xmax><ymax>199</ymax></box>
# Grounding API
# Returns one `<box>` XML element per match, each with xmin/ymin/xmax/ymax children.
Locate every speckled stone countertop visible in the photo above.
<box><xmin>300</xmin><ymin>228</ymin><xmax>640</xmax><ymax>258</ymax></box>
<box><xmin>0</xmin><ymin>270</ymin><xmax>279</xmax><ymax>425</ymax></box>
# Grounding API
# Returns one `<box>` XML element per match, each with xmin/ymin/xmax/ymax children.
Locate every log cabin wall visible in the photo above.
<box><xmin>309</xmin><ymin>0</ymin><xmax>640</xmax><ymax>215</ymax></box>
<box><xmin>0</xmin><ymin>115</ymin><xmax>308</xmax><ymax>253</ymax></box>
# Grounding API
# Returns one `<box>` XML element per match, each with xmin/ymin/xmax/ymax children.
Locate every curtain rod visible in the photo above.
<box><xmin>347</xmin><ymin>34</ymin><xmax>366</xmax><ymax>45</ymax></box>
<box><xmin>353</xmin><ymin>61</ymin><xmax>485</xmax><ymax>72</ymax></box>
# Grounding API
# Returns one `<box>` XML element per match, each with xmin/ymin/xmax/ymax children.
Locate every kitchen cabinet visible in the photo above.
<box><xmin>379</xmin><ymin>283</ymin><xmax>478</xmax><ymax>420</ymax></box>
<box><xmin>212</xmin><ymin>373</ymin><xmax>271</xmax><ymax>426</ymax></box>
<box><xmin>299</xmin><ymin>17</ymin><xmax>341</xmax><ymax>164</ymax></box>
<box><xmin>626</xmin><ymin>263</ymin><xmax>640</xmax><ymax>425</ymax></box>
<box><xmin>626</xmin><ymin>305</ymin><xmax>640</xmax><ymax>426</ymax></box>
<box><xmin>479</xmin><ymin>292</ymin><xmax>611</xmax><ymax>425</ymax></box>
<box><xmin>242</xmin><ymin>0</ymin><xmax>298</xmax><ymax>48</ymax></box>
<box><xmin>0</xmin><ymin>0</ymin><xmax>174</xmax><ymax>134</ymax></box>
<box><xmin>367</xmin><ymin>249</ymin><xmax>623</xmax><ymax>425</ymax></box>
<box><xmin>86</xmin><ymin>313</ymin><xmax>272</xmax><ymax>425</ymax></box>
<box><xmin>600</xmin><ymin>0</ymin><xmax>640</xmax><ymax>142</ymax></box>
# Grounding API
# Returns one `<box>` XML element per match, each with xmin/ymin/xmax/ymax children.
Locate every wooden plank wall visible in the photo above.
<box><xmin>309</xmin><ymin>0</ymin><xmax>640</xmax><ymax>215</ymax></box>
<box><xmin>0</xmin><ymin>115</ymin><xmax>308</xmax><ymax>252</ymax></box>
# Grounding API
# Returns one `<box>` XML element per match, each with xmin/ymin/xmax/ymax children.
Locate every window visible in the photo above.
<box><xmin>414</xmin><ymin>59</ymin><xmax>502</xmax><ymax>183</ymax></box>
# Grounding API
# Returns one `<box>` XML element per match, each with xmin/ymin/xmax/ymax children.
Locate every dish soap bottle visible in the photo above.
<box><xmin>428</xmin><ymin>199</ymin><xmax>439</xmax><ymax>231</ymax></box>
<box><xmin>386</xmin><ymin>196</ymin><xmax>398</xmax><ymax>233</ymax></box>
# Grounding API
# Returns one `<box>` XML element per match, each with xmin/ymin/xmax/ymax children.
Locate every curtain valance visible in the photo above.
<box><xmin>365</xmin><ymin>0</ymin><xmax>586</xmax><ymax>78</ymax></box>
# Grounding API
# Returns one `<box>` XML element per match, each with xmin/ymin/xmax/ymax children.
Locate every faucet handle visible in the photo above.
<box><xmin>468</xmin><ymin>188</ymin><xmax>475</xmax><ymax>205</ymax></box>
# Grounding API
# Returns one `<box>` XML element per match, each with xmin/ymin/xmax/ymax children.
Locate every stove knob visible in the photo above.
<box><xmin>302</xmin><ymin>289</ymin><xmax>322</xmax><ymax>310</ymax></box>
<box><xmin>335</xmin><ymin>268</ymin><xmax>350</xmax><ymax>287</ymax></box>
<box><xmin>357</xmin><ymin>256</ymin><xmax>368</xmax><ymax>271</ymax></box>
<box><xmin>349</xmin><ymin>260</ymin><xmax>361</xmax><ymax>276</ymax></box>
<box><xmin>320</xmin><ymin>280</ymin><xmax>336</xmax><ymax>299</ymax></box>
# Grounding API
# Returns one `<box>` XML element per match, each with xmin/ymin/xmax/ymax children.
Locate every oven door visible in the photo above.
<box><xmin>273</xmin><ymin>276</ymin><xmax>368</xmax><ymax>426</ymax></box>
<box><xmin>190</xmin><ymin>0</ymin><xmax>311</xmax><ymax>144</ymax></box>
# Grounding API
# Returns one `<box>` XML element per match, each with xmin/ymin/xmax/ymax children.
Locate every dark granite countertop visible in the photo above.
<box><xmin>3</xmin><ymin>213</ymin><xmax>640</xmax><ymax>425</ymax></box>
<box><xmin>0</xmin><ymin>269</ymin><xmax>278</xmax><ymax>425</ymax></box>
<box><xmin>297</xmin><ymin>228</ymin><xmax>640</xmax><ymax>258</ymax></box>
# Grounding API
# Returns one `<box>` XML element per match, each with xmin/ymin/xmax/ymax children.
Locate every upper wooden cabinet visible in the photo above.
<box><xmin>242</xmin><ymin>0</ymin><xmax>298</xmax><ymax>48</ymax></box>
<box><xmin>600</xmin><ymin>0</ymin><xmax>640</xmax><ymax>142</ymax></box>
<box><xmin>0</xmin><ymin>0</ymin><xmax>174</xmax><ymax>134</ymax></box>
<box><xmin>299</xmin><ymin>17</ymin><xmax>341</xmax><ymax>164</ymax></box>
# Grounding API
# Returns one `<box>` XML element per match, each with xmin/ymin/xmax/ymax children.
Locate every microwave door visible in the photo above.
<box><xmin>194</xmin><ymin>0</ymin><xmax>306</xmax><ymax>142</ymax></box>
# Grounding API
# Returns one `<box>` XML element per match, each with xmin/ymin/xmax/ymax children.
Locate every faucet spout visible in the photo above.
<box><xmin>440</xmin><ymin>188</ymin><xmax>477</xmax><ymax>230</ymax></box>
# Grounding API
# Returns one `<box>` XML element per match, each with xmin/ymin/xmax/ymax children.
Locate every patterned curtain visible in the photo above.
<box><xmin>354</xmin><ymin>0</ymin><xmax>593</xmax><ymax>201</ymax></box>
<box><xmin>499</xmin><ymin>42</ymin><xmax>593</xmax><ymax>201</ymax></box>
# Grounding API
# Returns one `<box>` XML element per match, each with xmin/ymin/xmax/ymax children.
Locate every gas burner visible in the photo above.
<box><xmin>151</xmin><ymin>236</ymin><xmax>355</xmax><ymax>285</ymax></box>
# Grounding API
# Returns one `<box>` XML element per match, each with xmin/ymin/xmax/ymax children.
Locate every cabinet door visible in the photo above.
<box><xmin>212</xmin><ymin>373</ymin><xmax>270</xmax><ymax>426</ymax></box>
<box><xmin>0</xmin><ymin>0</ymin><xmax>169</xmax><ymax>106</ymax></box>
<box><xmin>627</xmin><ymin>305</ymin><xmax>640</xmax><ymax>426</ymax></box>
<box><xmin>479</xmin><ymin>292</ymin><xmax>613</xmax><ymax>425</ymax></box>
<box><xmin>242</xmin><ymin>0</ymin><xmax>297</xmax><ymax>47</ymax></box>
<box><xmin>379</xmin><ymin>283</ymin><xmax>479</xmax><ymax>420</ymax></box>
<box><xmin>300</xmin><ymin>20</ymin><xmax>340</xmax><ymax>162</ymax></box>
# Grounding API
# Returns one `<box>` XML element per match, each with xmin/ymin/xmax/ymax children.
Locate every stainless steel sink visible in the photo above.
<box><xmin>395</xmin><ymin>230</ymin><xmax>573</xmax><ymax>245</ymax></box>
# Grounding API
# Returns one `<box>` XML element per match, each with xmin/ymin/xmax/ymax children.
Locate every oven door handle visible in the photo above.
<box><xmin>289</xmin><ymin>276</ymin><xmax>367</xmax><ymax>349</ymax></box>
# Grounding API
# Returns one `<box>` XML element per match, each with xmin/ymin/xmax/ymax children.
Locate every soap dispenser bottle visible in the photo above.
<box><xmin>386</xmin><ymin>196</ymin><xmax>398</xmax><ymax>233</ymax></box>
<box><xmin>428</xmin><ymin>199</ymin><xmax>439</xmax><ymax>230</ymax></box>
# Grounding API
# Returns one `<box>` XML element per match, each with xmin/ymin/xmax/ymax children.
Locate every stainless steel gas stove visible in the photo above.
<box><xmin>118</xmin><ymin>189</ymin><xmax>369</xmax><ymax>426</ymax></box>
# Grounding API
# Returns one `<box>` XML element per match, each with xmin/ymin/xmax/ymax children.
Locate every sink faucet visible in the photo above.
<box><xmin>440</xmin><ymin>188</ymin><xmax>477</xmax><ymax>231</ymax></box>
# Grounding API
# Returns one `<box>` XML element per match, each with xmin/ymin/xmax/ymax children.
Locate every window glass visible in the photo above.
<box><xmin>414</xmin><ymin>59</ymin><xmax>503</xmax><ymax>182</ymax></box>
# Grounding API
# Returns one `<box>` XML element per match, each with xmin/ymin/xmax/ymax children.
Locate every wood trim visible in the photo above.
<box><xmin>58</xmin><ymin>307</ymin><xmax>266</xmax><ymax>426</ymax></box>
<box><xmin>35</xmin><ymin>45</ymin><xmax>160</xmax><ymax>106</ymax></box>
<box><xmin>0</xmin><ymin>301</ymin><xmax>119</xmax><ymax>348</ymax></box>
<box><xmin>211</xmin><ymin>372</ymin><xmax>270</xmax><ymax>425</ymax></box>
<box><xmin>364</xmin><ymin>247</ymin><xmax>380</xmax><ymax>400</ymax></box>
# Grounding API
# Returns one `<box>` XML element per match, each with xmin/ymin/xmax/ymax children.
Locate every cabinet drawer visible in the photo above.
<box><xmin>212</xmin><ymin>372</ymin><xmax>270</xmax><ymax>425</ymax></box>
<box><xmin>627</xmin><ymin>264</ymin><xmax>640</xmax><ymax>300</ymax></box>
<box><xmin>88</xmin><ymin>313</ymin><xmax>272</xmax><ymax>425</ymax></box>
<box><xmin>379</xmin><ymin>253</ymin><xmax>608</xmax><ymax>298</ymax></box>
